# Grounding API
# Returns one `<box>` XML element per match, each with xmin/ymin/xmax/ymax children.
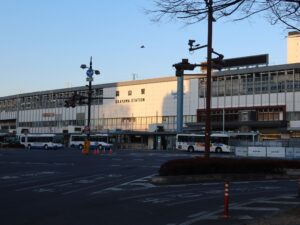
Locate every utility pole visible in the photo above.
<box><xmin>187</xmin><ymin>0</ymin><xmax>224</xmax><ymax>158</ymax></box>
<box><xmin>204</xmin><ymin>0</ymin><xmax>213</xmax><ymax>158</ymax></box>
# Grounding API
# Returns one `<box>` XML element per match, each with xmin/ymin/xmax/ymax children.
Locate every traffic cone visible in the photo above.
<box><xmin>109</xmin><ymin>147</ymin><xmax>113</xmax><ymax>154</ymax></box>
<box><xmin>102</xmin><ymin>149</ymin><xmax>106</xmax><ymax>154</ymax></box>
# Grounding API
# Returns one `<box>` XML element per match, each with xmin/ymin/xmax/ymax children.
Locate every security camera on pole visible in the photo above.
<box><xmin>80</xmin><ymin>57</ymin><xmax>100</xmax><ymax>155</ymax></box>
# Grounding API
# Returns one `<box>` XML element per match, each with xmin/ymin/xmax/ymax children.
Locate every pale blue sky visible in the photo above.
<box><xmin>0</xmin><ymin>0</ymin><xmax>289</xmax><ymax>97</ymax></box>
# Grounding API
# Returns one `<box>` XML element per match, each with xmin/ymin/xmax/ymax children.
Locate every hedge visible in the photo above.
<box><xmin>159</xmin><ymin>157</ymin><xmax>300</xmax><ymax>176</ymax></box>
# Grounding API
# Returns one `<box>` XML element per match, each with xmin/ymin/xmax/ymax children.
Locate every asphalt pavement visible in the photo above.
<box><xmin>0</xmin><ymin>148</ymin><xmax>299</xmax><ymax>225</ymax></box>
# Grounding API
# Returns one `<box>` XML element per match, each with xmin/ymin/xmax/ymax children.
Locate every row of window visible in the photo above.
<box><xmin>0</xmin><ymin>88</ymin><xmax>103</xmax><ymax>111</ymax></box>
<box><xmin>116</xmin><ymin>88</ymin><xmax>145</xmax><ymax>97</ymax></box>
<box><xmin>198</xmin><ymin>107</ymin><xmax>284</xmax><ymax>122</ymax></box>
<box><xmin>201</xmin><ymin>69</ymin><xmax>300</xmax><ymax>97</ymax></box>
<box><xmin>17</xmin><ymin>115</ymin><xmax>196</xmax><ymax>128</ymax></box>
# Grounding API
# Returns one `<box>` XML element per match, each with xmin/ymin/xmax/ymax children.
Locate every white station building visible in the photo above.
<box><xmin>0</xmin><ymin>32</ymin><xmax>300</xmax><ymax>148</ymax></box>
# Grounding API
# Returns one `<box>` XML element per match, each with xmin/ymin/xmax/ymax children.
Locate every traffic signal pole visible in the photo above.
<box><xmin>80</xmin><ymin>57</ymin><xmax>100</xmax><ymax>155</ymax></box>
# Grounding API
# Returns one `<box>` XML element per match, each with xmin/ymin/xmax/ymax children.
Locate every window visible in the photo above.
<box><xmin>128</xmin><ymin>90</ymin><xmax>132</xmax><ymax>96</ymax></box>
<box><xmin>141</xmin><ymin>88</ymin><xmax>145</xmax><ymax>95</ymax></box>
<box><xmin>116</xmin><ymin>91</ymin><xmax>119</xmax><ymax>97</ymax></box>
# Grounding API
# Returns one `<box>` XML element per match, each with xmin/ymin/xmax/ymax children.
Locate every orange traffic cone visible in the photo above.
<box><xmin>102</xmin><ymin>149</ymin><xmax>106</xmax><ymax>154</ymax></box>
<box><xmin>109</xmin><ymin>147</ymin><xmax>113</xmax><ymax>154</ymax></box>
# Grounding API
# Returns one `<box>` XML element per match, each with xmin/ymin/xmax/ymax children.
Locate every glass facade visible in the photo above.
<box><xmin>209</xmin><ymin>69</ymin><xmax>299</xmax><ymax>97</ymax></box>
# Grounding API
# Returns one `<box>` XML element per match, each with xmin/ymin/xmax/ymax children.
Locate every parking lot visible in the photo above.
<box><xmin>0</xmin><ymin>148</ymin><xmax>299</xmax><ymax>225</ymax></box>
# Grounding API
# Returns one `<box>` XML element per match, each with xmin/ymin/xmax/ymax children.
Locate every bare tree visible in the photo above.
<box><xmin>149</xmin><ymin>0</ymin><xmax>300</xmax><ymax>31</ymax></box>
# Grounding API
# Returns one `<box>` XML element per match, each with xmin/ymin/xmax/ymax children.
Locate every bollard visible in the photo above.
<box><xmin>223</xmin><ymin>180</ymin><xmax>230</xmax><ymax>218</ymax></box>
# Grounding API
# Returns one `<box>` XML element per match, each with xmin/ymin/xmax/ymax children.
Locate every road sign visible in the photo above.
<box><xmin>86</xmin><ymin>68</ymin><xmax>94</xmax><ymax>77</ymax></box>
<box><xmin>86</xmin><ymin>77</ymin><xmax>93</xmax><ymax>82</ymax></box>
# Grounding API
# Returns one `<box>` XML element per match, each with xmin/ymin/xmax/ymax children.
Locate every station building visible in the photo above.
<box><xmin>0</xmin><ymin>32</ymin><xmax>300</xmax><ymax>148</ymax></box>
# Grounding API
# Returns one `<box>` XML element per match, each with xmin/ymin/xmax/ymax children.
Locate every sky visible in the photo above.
<box><xmin>0</xmin><ymin>0</ymin><xmax>290</xmax><ymax>97</ymax></box>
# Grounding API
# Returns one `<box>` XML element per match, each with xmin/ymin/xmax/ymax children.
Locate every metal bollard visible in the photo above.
<box><xmin>223</xmin><ymin>180</ymin><xmax>230</xmax><ymax>218</ymax></box>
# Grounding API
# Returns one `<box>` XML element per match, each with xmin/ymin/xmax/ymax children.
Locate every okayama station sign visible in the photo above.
<box><xmin>115</xmin><ymin>98</ymin><xmax>145</xmax><ymax>104</ymax></box>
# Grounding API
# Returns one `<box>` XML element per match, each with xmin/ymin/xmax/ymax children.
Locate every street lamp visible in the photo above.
<box><xmin>80</xmin><ymin>56</ymin><xmax>100</xmax><ymax>154</ymax></box>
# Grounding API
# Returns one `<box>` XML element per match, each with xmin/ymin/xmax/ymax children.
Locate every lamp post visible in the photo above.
<box><xmin>80</xmin><ymin>57</ymin><xmax>100</xmax><ymax>154</ymax></box>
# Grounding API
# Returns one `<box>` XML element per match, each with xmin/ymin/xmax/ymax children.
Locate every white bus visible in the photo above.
<box><xmin>176</xmin><ymin>133</ymin><xmax>234</xmax><ymax>153</ymax></box>
<box><xmin>19</xmin><ymin>134</ymin><xmax>64</xmax><ymax>150</ymax></box>
<box><xmin>69</xmin><ymin>134</ymin><xmax>114</xmax><ymax>150</ymax></box>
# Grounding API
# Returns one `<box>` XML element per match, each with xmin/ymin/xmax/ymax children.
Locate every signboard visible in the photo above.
<box><xmin>294</xmin><ymin>148</ymin><xmax>300</xmax><ymax>158</ymax></box>
<box><xmin>235</xmin><ymin>147</ymin><xmax>248</xmax><ymax>157</ymax></box>
<box><xmin>285</xmin><ymin>147</ymin><xmax>294</xmax><ymax>158</ymax></box>
<box><xmin>86</xmin><ymin>77</ymin><xmax>93</xmax><ymax>82</ymax></box>
<box><xmin>248</xmin><ymin>146</ymin><xmax>266</xmax><ymax>157</ymax></box>
<box><xmin>42</xmin><ymin>112</ymin><xmax>55</xmax><ymax>117</ymax></box>
<box><xmin>266</xmin><ymin>147</ymin><xmax>285</xmax><ymax>158</ymax></box>
<box><xmin>222</xmin><ymin>54</ymin><xmax>269</xmax><ymax>68</ymax></box>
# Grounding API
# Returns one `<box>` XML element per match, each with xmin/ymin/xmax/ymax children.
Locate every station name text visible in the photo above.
<box><xmin>115</xmin><ymin>98</ymin><xmax>145</xmax><ymax>104</ymax></box>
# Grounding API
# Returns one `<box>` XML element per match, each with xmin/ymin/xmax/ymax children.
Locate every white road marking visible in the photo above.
<box><xmin>167</xmin><ymin>195</ymin><xmax>218</xmax><ymax>207</ymax></box>
<box><xmin>238</xmin><ymin>215</ymin><xmax>254</xmax><ymax>220</ymax></box>
<box><xmin>91</xmin><ymin>174</ymin><xmax>156</xmax><ymax>195</ymax></box>
<box><xmin>178</xmin><ymin>195</ymin><xmax>294</xmax><ymax>225</ymax></box>
<box><xmin>34</xmin><ymin>188</ymin><xmax>54</xmax><ymax>193</ymax></box>
<box><xmin>1</xmin><ymin>175</ymin><xmax>19</xmax><ymax>179</ymax></box>
<box><xmin>256</xmin><ymin>200</ymin><xmax>300</xmax><ymax>205</ymax></box>
<box><xmin>179</xmin><ymin>210</ymin><xmax>223</xmax><ymax>225</ymax></box>
<box><xmin>188</xmin><ymin>211</ymin><xmax>208</xmax><ymax>218</ymax></box>
<box><xmin>15</xmin><ymin>174</ymin><xmax>101</xmax><ymax>191</ymax></box>
<box><xmin>231</xmin><ymin>206</ymin><xmax>280</xmax><ymax>211</ymax></box>
<box><xmin>141</xmin><ymin>197</ymin><xmax>171</xmax><ymax>204</ymax></box>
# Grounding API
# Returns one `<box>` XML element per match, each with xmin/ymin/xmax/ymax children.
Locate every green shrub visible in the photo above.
<box><xmin>159</xmin><ymin>158</ymin><xmax>300</xmax><ymax>176</ymax></box>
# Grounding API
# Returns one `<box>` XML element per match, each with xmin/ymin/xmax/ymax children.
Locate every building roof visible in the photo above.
<box><xmin>2</xmin><ymin>62</ymin><xmax>300</xmax><ymax>100</ymax></box>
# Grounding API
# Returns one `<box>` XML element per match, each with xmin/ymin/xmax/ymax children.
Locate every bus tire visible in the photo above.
<box><xmin>44</xmin><ymin>145</ymin><xmax>48</xmax><ymax>150</ymax></box>
<box><xmin>79</xmin><ymin>144</ymin><xmax>83</xmax><ymax>150</ymax></box>
<box><xmin>215</xmin><ymin>147</ymin><xmax>222</xmax><ymax>153</ymax></box>
<box><xmin>188</xmin><ymin>146</ymin><xmax>194</xmax><ymax>152</ymax></box>
<box><xmin>27</xmin><ymin>144</ymin><xmax>31</xmax><ymax>150</ymax></box>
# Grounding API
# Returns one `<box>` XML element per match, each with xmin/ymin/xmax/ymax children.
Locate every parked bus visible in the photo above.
<box><xmin>19</xmin><ymin>134</ymin><xmax>64</xmax><ymax>150</ymax></box>
<box><xmin>69</xmin><ymin>134</ymin><xmax>114</xmax><ymax>150</ymax></box>
<box><xmin>176</xmin><ymin>133</ymin><xmax>234</xmax><ymax>153</ymax></box>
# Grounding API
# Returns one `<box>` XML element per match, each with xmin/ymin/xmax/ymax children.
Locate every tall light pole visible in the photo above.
<box><xmin>80</xmin><ymin>57</ymin><xmax>100</xmax><ymax>154</ymax></box>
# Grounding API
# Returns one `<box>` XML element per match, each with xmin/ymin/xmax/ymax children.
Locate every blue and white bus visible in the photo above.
<box><xmin>19</xmin><ymin>134</ymin><xmax>64</xmax><ymax>150</ymax></box>
<box><xmin>69</xmin><ymin>134</ymin><xmax>114</xmax><ymax>150</ymax></box>
<box><xmin>176</xmin><ymin>133</ymin><xmax>234</xmax><ymax>153</ymax></box>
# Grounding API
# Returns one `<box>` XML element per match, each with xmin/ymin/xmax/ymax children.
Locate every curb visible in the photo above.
<box><xmin>151</xmin><ymin>173</ymin><xmax>300</xmax><ymax>185</ymax></box>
